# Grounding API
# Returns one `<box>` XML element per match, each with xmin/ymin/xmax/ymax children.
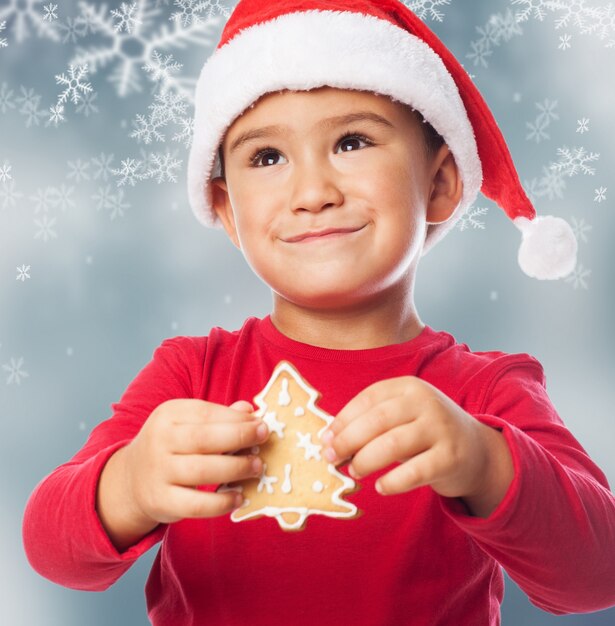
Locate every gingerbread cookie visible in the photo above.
<box><xmin>218</xmin><ymin>360</ymin><xmax>361</xmax><ymax>531</ymax></box>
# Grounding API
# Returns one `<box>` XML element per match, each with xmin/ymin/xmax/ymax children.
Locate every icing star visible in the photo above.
<box><xmin>257</xmin><ymin>464</ymin><xmax>279</xmax><ymax>494</ymax></box>
<box><xmin>296</xmin><ymin>431</ymin><xmax>322</xmax><ymax>461</ymax></box>
<box><xmin>263</xmin><ymin>411</ymin><xmax>286</xmax><ymax>438</ymax></box>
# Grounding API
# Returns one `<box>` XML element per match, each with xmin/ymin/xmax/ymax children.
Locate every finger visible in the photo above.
<box><xmin>330</xmin><ymin>376</ymin><xmax>421</xmax><ymax>435</ymax></box>
<box><xmin>169</xmin><ymin>453</ymin><xmax>263</xmax><ymax>486</ymax></box>
<box><xmin>170</xmin><ymin>421</ymin><xmax>269</xmax><ymax>454</ymax></box>
<box><xmin>168</xmin><ymin>399</ymin><xmax>260</xmax><ymax>425</ymax></box>
<box><xmin>325</xmin><ymin>395</ymin><xmax>420</xmax><ymax>464</ymax></box>
<box><xmin>229</xmin><ymin>400</ymin><xmax>255</xmax><ymax>412</ymax></box>
<box><xmin>374</xmin><ymin>449</ymin><xmax>438</xmax><ymax>495</ymax></box>
<box><xmin>348</xmin><ymin>420</ymin><xmax>430</xmax><ymax>479</ymax></box>
<box><xmin>168</xmin><ymin>485</ymin><xmax>244</xmax><ymax>519</ymax></box>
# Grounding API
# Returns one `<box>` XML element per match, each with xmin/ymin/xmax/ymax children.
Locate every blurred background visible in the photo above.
<box><xmin>1</xmin><ymin>0</ymin><xmax>614</xmax><ymax>624</ymax></box>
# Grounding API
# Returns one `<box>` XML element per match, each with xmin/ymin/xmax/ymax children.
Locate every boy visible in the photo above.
<box><xmin>23</xmin><ymin>1</ymin><xmax>615</xmax><ymax>625</ymax></box>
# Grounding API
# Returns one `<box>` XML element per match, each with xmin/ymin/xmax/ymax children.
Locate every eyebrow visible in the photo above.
<box><xmin>227</xmin><ymin>111</ymin><xmax>395</xmax><ymax>155</ymax></box>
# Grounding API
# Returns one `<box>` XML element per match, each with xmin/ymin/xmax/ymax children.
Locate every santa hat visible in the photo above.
<box><xmin>187</xmin><ymin>0</ymin><xmax>578</xmax><ymax>281</ymax></box>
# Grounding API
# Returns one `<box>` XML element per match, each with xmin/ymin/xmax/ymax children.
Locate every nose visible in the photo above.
<box><xmin>288</xmin><ymin>155</ymin><xmax>344</xmax><ymax>213</ymax></box>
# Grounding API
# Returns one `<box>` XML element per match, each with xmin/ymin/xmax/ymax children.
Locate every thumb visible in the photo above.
<box><xmin>229</xmin><ymin>400</ymin><xmax>254</xmax><ymax>412</ymax></box>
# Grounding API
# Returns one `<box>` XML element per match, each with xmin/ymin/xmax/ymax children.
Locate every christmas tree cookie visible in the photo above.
<box><xmin>218</xmin><ymin>361</ymin><xmax>361</xmax><ymax>531</ymax></box>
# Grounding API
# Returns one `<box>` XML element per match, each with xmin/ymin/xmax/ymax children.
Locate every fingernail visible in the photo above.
<box><xmin>324</xmin><ymin>447</ymin><xmax>337</xmax><ymax>463</ymax></box>
<box><xmin>234</xmin><ymin>493</ymin><xmax>243</xmax><ymax>508</ymax></box>
<box><xmin>321</xmin><ymin>430</ymin><xmax>333</xmax><ymax>445</ymax></box>
<box><xmin>251</xmin><ymin>456</ymin><xmax>263</xmax><ymax>474</ymax></box>
<box><xmin>348</xmin><ymin>464</ymin><xmax>360</xmax><ymax>479</ymax></box>
<box><xmin>256</xmin><ymin>423</ymin><xmax>269</xmax><ymax>440</ymax></box>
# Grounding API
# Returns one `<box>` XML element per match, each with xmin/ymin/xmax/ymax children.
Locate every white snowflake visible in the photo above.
<box><xmin>142</xmin><ymin>50</ymin><xmax>182</xmax><ymax>93</ymax></box>
<box><xmin>130</xmin><ymin>91</ymin><xmax>189</xmax><ymax>144</ymax></box>
<box><xmin>456</xmin><ymin>206</ymin><xmax>490</xmax><ymax>231</ymax></box>
<box><xmin>56</xmin><ymin>15</ymin><xmax>88</xmax><ymax>43</ymax></box>
<box><xmin>512</xmin><ymin>0</ymin><xmax>548</xmax><ymax>22</ymax></box>
<box><xmin>45</xmin><ymin>103</ymin><xmax>66</xmax><ymax>127</ymax></box>
<box><xmin>546</xmin><ymin>0</ymin><xmax>602</xmax><ymax>31</ymax></box>
<box><xmin>551</xmin><ymin>146</ymin><xmax>600</xmax><ymax>177</ymax></box>
<box><xmin>0</xmin><ymin>82</ymin><xmax>16</xmax><ymax>113</ymax></box>
<box><xmin>576</xmin><ymin>117</ymin><xmax>590</xmax><ymax>133</ymax></box>
<box><xmin>67</xmin><ymin>158</ymin><xmax>91</xmax><ymax>183</ymax></box>
<box><xmin>34</xmin><ymin>214</ymin><xmax>58</xmax><ymax>242</ymax></box>
<box><xmin>72</xmin><ymin>0</ymin><xmax>220</xmax><ymax>100</ymax></box>
<box><xmin>29</xmin><ymin>187</ymin><xmax>57</xmax><ymax>214</ymax></box>
<box><xmin>50</xmin><ymin>184</ymin><xmax>76</xmax><ymax>211</ymax></box>
<box><xmin>570</xmin><ymin>216</ymin><xmax>592</xmax><ymax>243</ymax></box>
<box><xmin>43</xmin><ymin>3</ymin><xmax>58</xmax><ymax>21</ymax></box>
<box><xmin>92</xmin><ymin>184</ymin><xmax>114</xmax><ymax>211</ymax></box>
<box><xmin>526</xmin><ymin>118</ymin><xmax>550</xmax><ymax>143</ymax></box>
<box><xmin>467</xmin><ymin>10</ymin><xmax>523</xmax><ymax>68</ymax></box>
<box><xmin>594</xmin><ymin>186</ymin><xmax>607</xmax><ymax>202</ymax></box>
<box><xmin>55</xmin><ymin>64</ymin><xmax>93</xmax><ymax>106</ymax></box>
<box><xmin>537</xmin><ymin>165</ymin><xmax>567</xmax><ymax>200</ymax></box>
<box><xmin>408</xmin><ymin>0</ymin><xmax>451</xmax><ymax>22</ymax></box>
<box><xmin>111</xmin><ymin>2</ymin><xmax>142</xmax><ymax>33</ymax></box>
<box><xmin>107</xmin><ymin>188</ymin><xmax>130</xmax><ymax>220</ymax></box>
<box><xmin>0</xmin><ymin>20</ymin><xmax>7</xmax><ymax>48</ymax></box>
<box><xmin>0</xmin><ymin>162</ymin><xmax>12</xmax><ymax>182</ymax></box>
<box><xmin>170</xmin><ymin>0</ymin><xmax>207</xmax><ymax>27</ymax></box>
<box><xmin>2</xmin><ymin>356</ymin><xmax>29</xmax><ymax>385</ymax></box>
<box><xmin>15</xmin><ymin>86</ymin><xmax>47</xmax><ymax>127</ymax></box>
<box><xmin>558</xmin><ymin>32</ymin><xmax>572</xmax><ymax>48</ymax></box>
<box><xmin>112</xmin><ymin>157</ymin><xmax>147</xmax><ymax>186</ymax></box>
<box><xmin>0</xmin><ymin>0</ymin><xmax>59</xmax><ymax>43</ymax></box>
<box><xmin>16</xmin><ymin>264</ymin><xmax>31</xmax><ymax>281</ymax></box>
<box><xmin>146</xmin><ymin>151</ymin><xmax>182</xmax><ymax>183</ymax></box>
<box><xmin>91</xmin><ymin>152</ymin><xmax>115</xmax><ymax>180</ymax></box>
<box><xmin>564</xmin><ymin>262</ymin><xmax>591</xmax><ymax>289</ymax></box>
<box><xmin>76</xmin><ymin>91</ymin><xmax>99</xmax><ymax>116</ymax></box>
<box><xmin>0</xmin><ymin>180</ymin><xmax>24</xmax><ymax>210</ymax></box>
<box><xmin>536</xmin><ymin>98</ymin><xmax>560</xmax><ymax>124</ymax></box>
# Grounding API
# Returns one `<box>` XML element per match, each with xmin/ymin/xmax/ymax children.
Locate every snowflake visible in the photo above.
<box><xmin>576</xmin><ymin>117</ymin><xmax>590</xmax><ymax>133</ymax></box>
<box><xmin>76</xmin><ymin>90</ymin><xmax>99</xmax><ymax>116</ymax></box>
<box><xmin>0</xmin><ymin>0</ymin><xmax>59</xmax><ymax>43</ymax></box>
<box><xmin>467</xmin><ymin>10</ymin><xmax>523</xmax><ymax>69</ymax></box>
<box><xmin>0</xmin><ymin>82</ymin><xmax>16</xmax><ymax>113</ymax></box>
<box><xmin>466</xmin><ymin>39</ymin><xmax>493</xmax><ymax>68</ymax></box>
<box><xmin>29</xmin><ymin>187</ymin><xmax>57</xmax><ymax>214</ymax></box>
<box><xmin>536</xmin><ymin>98</ymin><xmax>560</xmax><ymax>124</ymax></box>
<box><xmin>0</xmin><ymin>162</ymin><xmax>12</xmax><ymax>182</ymax></box>
<box><xmin>43</xmin><ymin>3</ymin><xmax>58</xmax><ymax>21</ymax></box>
<box><xmin>570</xmin><ymin>215</ymin><xmax>592</xmax><ymax>243</ymax></box>
<box><xmin>551</xmin><ymin>146</ymin><xmax>600</xmax><ymax>177</ymax></box>
<box><xmin>56</xmin><ymin>15</ymin><xmax>88</xmax><ymax>44</ymax></box>
<box><xmin>145</xmin><ymin>150</ymin><xmax>182</xmax><ymax>183</ymax></box>
<box><xmin>107</xmin><ymin>188</ymin><xmax>130</xmax><ymax>220</ymax></box>
<box><xmin>50</xmin><ymin>184</ymin><xmax>76</xmax><ymax>211</ymax></box>
<box><xmin>526</xmin><ymin>165</ymin><xmax>567</xmax><ymax>201</ymax></box>
<box><xmin>586</xmin><ymin>3</ymin><xmax>615</xmax><ymax>40</ymax></box>
<box><xmin>546</xmin><ymin>0</ymin><xmax>602</xmax><ymax>31</ymax></box>
<box><xmin>526</xmin><ymin>118</ymin><xmax>550</xmax><ymax>143</ymax></box>
<box><xmin>91</xmin><ymin>152</ymin><xmax>116</xmax><ymax>180</ymax></box>
<box><xmin>142</xmin><ymin>50</ymin><xmax>182</xmax><ymax>93</ymax></box>
<box><xmin>15</xmin><ymin>86</ymin><xmax>47</xmax><ymax>127</ymax></box>
<box><xmin>594</xmin><ymin>186</ymin><xmax>607</xmax><ymax>202</ymax></box>
<box><xmin>564</xmin><ymin>262</ymin><xmax>591</xmax><ymax>289</ymax></box>
<box><xmin>34</xmin><ymin>214</ymin><xmax>58</xmax><ymax>242</ymax></box>
<box><xmin>72</xmin><ymin>0</ymin><xmax>220</xmax><ymax>100</ymax></box>
<box><xmin>55</xmin><ymin>64</ymin><xmax>93</xmax><ymax>106</ymax></box>
<box><xmin>112</xmin><ymin>157</ymin><xmax>147</xmax><ymax>186</ymax></box>
<box><xmin>91</xmin><ymin>184</ymin><xmax>114</xmax><ymax>210</ymax></box>
<box><xmin>512</xmin><ymin>0</ymin><xmax>548</xmax><ymax>22</ymax></box>
<box><xmin>130</xmin><ymin>91</ymin><xmax>189</xmax><ymax>144</ymax></box>
<box><xmin>2</xmin><ymin>356</ymin><xmax>29</xmax><ymax>385</ymax></box>
<box><xmin>0</xmin><ymin>180</ymin><xmax>24</xmax><ymax>210</ymax></box>
<box><xmin>526</xmin><ymin>98</ymin><xmax>558</xmax><ymax>143</ymax></box>
<box><xmin>407</xmin><ymin>0</ymin><xmax>451</xmax><ymax>22</ymax></box>
<box><xmin>67</xmin><ymin>158</ymin><xmax>91</xmax><ymax>183</ymax></box>
<box><xmin>16</xmin><ymin>264</ymin><xmax>31</xmax><ymax>281</ymax></box>
<box><xmin>456</xmin><ymin>206</ymin><xmax>490</xmax><ymax>231</ymax></box>
<box><xmin>558</xmin><ymin>32</ymin><xmax>572</xmax><ymax>48</ymax></box>
<box><xmin>45</xmin><ymin>103</ymin><xmax>66</xmax><ymax>127</ymax></box>
<box><xmin>0</xmin><ymin>20</ymin><xmax>7</xmax><ymax>48</ymax></box>
<box><xmin>170</xmin><ymin>0</ymin><xmax>208</xmax><ymax>27</ymax></box>
<box><xmin>111</xmin><ymin>2</ymin><xmax>142</xmax><ymax>33</ymax></box>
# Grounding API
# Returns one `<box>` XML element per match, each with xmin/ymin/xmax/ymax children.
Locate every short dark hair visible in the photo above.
<box><xmin>216</xmin><ymin>108</ymin><xmax>444</xmax><ymax>180</ymax></box>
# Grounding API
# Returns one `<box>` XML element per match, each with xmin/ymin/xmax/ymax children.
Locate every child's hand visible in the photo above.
<box><xmin>321</xmin><ymin>377</ymin><xmax>512</xmax><ymax>508</ymax></box>
<box><xmin>121</xmin><ymin>399</ymin><xmax>269</xmax><ymax>525</ymax></box>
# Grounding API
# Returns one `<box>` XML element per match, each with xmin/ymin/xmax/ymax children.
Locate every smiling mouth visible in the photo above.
<box><xmin>285</xmin><ymin>225</ymin><xmax>367</xmax><ymax>243</ymax></box>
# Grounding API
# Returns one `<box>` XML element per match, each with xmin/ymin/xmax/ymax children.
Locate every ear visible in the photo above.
<box><xmin>425</xmin><ymin>144</ymin><xmax>463</xmax><ymax>225</ymax></box>
<box><xmin>210</xmin><ymin>177</ymin><xmax>241</xmax><ymax>250</ymax></box>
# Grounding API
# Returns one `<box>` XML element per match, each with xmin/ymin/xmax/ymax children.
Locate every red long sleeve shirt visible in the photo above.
<box><xmin>23</xmin><ymin>316</ymin><xmax>615</xmax><ymax>625</ymax></box>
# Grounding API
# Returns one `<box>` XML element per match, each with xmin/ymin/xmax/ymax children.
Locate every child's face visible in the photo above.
<box><xmin>210</xmin><ymin>86</ymin><xmax>456</xmax><ymax>311</ymax></box>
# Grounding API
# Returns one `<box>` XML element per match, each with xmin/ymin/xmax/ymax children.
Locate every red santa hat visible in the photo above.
<box><xmin>187</xmin><ymin>0</ymin><xmax>578</xmax><ymax>281</ymax></box>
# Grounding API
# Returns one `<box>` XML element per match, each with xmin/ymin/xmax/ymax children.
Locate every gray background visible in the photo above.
<box><xmin>1</xmin><ymin>0</ymin><xmax>614</xmax><ymax>624</ymax></box>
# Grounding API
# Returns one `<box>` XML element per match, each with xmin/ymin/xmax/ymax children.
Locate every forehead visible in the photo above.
<box><xmin>223</xmin><ymin>87</ymin><xmax>417</xmax><ymax>148</ymax></box>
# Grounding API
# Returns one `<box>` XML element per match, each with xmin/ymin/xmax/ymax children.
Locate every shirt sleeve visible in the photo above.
<box><xmin>438</xmin><ymin>355</ymin><xmax>615</xmax><ymax>615</ymax></box>
<box><xmin>22</xmin><ymin>336</ymin><xmax>200</xmax><ymax>591</ymax></box>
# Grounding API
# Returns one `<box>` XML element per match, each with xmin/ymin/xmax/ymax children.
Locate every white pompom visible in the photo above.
<box><xmin>514</xmin><ymin>215</ymin><xmax>578</xmax><ymax>280</ymax></box>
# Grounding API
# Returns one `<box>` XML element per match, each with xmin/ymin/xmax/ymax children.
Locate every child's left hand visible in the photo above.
<box><xmin>322</xmin><ymin>376</ymin><xmax>512</xmax><ymax>506</ymax></box>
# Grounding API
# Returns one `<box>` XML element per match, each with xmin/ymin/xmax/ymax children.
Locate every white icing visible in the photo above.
<box><xmin>257</xmin><ymin>463</ymin><xmax>278</xmax><ymax>494</ymax></box>
<box><xmin>278</xmin><ymin>377</ymin><xmax>291</xmax><ymax>406</ymax></box>
<box><xmin>312</xmin><ymin>480</ymin><xmax>324</xmax><ymax>493</ymax></box>
<box><xmin>263</xmin><ymin>410</ymin><xmax>286</xmax><ymax>438</ymax></box>
<box><xmin>281</xmin><ymin>463</ymin><xmax>292</xmax><ymax>494</ymax></box>
<box><xmin>294</xmin><ymin>406</ymin><xmax>305</xmax><ymax>417</ymax></box>
<box><xmin>296</xmin><ymin>431</ymin><xmax>322</xmax><ymax>461</ymax></box>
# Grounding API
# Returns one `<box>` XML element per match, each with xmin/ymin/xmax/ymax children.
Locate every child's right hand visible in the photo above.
<box><xmin>96</xmin><ymin>399</ymin><xmax>268</xmax><ymax>550</ymax></box>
